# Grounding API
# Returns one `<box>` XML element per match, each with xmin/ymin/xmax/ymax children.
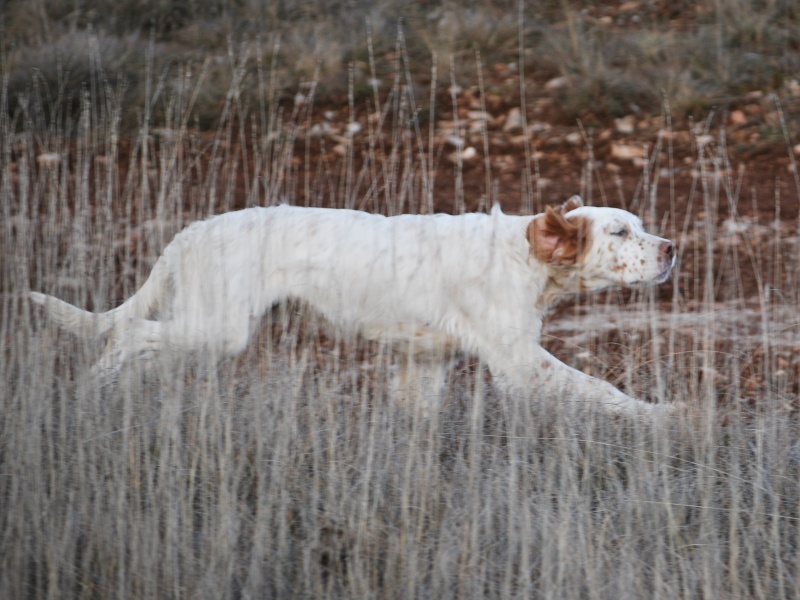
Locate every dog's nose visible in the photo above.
<box><xmin>660</xmin><ymin>240</ymin><xmax>675</xmax><ymax>260</ymax></box>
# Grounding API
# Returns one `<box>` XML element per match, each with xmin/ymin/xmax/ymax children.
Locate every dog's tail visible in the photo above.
<box><xmin>30</xmin><ymin>258</ymin><xmax>170</xmax><ymax>338</ymax></box>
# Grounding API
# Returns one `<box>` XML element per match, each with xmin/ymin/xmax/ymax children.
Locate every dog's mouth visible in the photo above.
<box><xmin>653</xmin><ymin>255</ymin><xmax>676</xmax><ymax>284</ymax></box>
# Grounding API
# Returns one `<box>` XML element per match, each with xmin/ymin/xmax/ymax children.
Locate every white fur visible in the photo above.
<box><xmin>30</xmin><ymin>197</ymin><xmax>676</xmax><ymax>414</ymax></box>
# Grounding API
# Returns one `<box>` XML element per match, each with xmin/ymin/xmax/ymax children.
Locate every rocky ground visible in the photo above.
<box><xmin>16</xmin><ymin>61</ymin><xmax>800</xmax><ymax>409</ymax></box>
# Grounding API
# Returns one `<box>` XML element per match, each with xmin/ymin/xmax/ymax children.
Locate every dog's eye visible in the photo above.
<box><xmin>612</xmin><ymin>228</ymin><xmax>628</xmax><ymax>237</ymax></box>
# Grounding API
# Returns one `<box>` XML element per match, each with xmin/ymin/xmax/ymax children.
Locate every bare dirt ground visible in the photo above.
<box><xmin>254</xmin><ymin>80</ymin><xmax>800</xmax><ymax>408</ymax></box>
<box><xmin>24</xmin><ymin>63</ymin><xmax>800</xmax><ymax>409</ymax></box>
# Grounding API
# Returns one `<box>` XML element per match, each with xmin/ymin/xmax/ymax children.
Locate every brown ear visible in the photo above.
<box><xmin>560</xmin><ymin>195</ymin><xmax>583</xmax><ymax>213</ymax></box>
<box><xmin>526</xmin><ymin>206</ymin><xmax>590</xmax><ymax>265</ymax></box>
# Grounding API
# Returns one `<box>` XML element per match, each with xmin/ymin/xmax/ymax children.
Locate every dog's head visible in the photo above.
<box><xmin>527</xmin><ymin>196</ymin><xmax>675</xmax><ymax>291</ymax></box>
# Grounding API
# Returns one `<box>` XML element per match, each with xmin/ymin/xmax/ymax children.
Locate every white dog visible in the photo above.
<box><xmin>30</xmin><ymin>196</ymin><xmax>675</xmax><ymax>414</ymax></box>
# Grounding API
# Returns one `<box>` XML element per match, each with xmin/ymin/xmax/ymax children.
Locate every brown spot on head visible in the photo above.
<box><xmin>527</xmin><ymin>206</ymin><xmax>592</xmax><ymax>266</ymax></box>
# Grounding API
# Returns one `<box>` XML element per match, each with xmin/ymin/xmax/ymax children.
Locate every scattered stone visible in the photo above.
<box><xmin>729</xmin><ymin>110</ymin><xmax>747</xmax><ymax>125</ymax></box>
<box><xmin>610</xmin><ymin>143</ymin><xmax>646</xmax><ymax>160</ymax></box>
<box><xmin>544</xmin><ymin>76</ymin><xmax>569</xmax><ymax>90</ymax></box>
<box><xmin>722</xmin><ymin>217</ymin><xmax>752</xmax><ymax>235</ymax></box>
<box><xmin>468</xmin><ymin>120</ymin><xmax>485</xmax><ymax>135</ymax></box>
<box><xmin>565</xmin><ymin>131</ymin><xmax>583</xmax><ymax>145</ymax></box>
<box><xmin>346</xmin><ymin>122</ymin><xmax>362</xmax><ymax>135</ymax></box>
<box><xmin>614</xmin><ymin>115</ymin><xmax>636</xmax><ymax>135</ymax></box>
<box><xmin>447</xmin><ymin>146</ymin><xmax>478</xmax><ymax>165</ymax></box>
<box><xmin>467</xmin><ymin>110</ymin><xmax>492</xmax><ymax>121</ymax></box>
<box><xmin>659</xmin><ymin>168</ymin><xmax>677</xmax><ymax>178</ymax></box>
<box><xmin>309</xmin><ymin>122</ymin><xmax>330</xmax><ymax>137</ymax></box>
<box><xmin>461</xmin><ymin>147</ymin><xmax>478</xmax><ymax>161</ymax></box>
<box><xmin>792</xmin><ymin>143</ymin><xmax>800</xmax><ymax>156</ymax></box>
<box><xmin>503</xmin><ymin>108</ymin><xmax>525</xmax><ymax>134</ymax></box>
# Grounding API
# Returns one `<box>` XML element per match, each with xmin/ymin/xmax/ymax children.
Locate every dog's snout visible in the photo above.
<box><xmin>660</xmin><ymin>240</ymin><xmax>675</xmax><ymax>260</ymax></box>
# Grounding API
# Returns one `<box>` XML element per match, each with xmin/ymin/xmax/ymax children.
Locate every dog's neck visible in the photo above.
<box><xmin>536</xmin><ymin>267</ymin><xmax>585</xmax><ymax>313</ymax></box>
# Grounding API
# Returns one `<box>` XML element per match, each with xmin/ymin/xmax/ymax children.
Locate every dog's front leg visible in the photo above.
<box><xmin>487</xmin><ymin>343</ymin><xmax>659</xmax><ymax>415</ymax></box>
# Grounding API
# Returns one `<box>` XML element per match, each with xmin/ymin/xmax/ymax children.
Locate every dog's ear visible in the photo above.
<box><xmin>560</xmin><ymin>195</ymin><xmax>583</xmax><ymax>213</ymax></box>
<box><xmin>527</xmin><ymin>206</ymin><xmax>590</xmax><ymax>265</ymax></box>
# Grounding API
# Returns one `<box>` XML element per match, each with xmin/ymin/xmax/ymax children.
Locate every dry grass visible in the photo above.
<box><xmin>3</xmin><ymin>0</ymin><xmax>799</xmax><ymax>128</ymax></box>
<box><xmin>3</xmin><ymin>7</ymin><xmax>800</xmax><ymax>599</ymax></box>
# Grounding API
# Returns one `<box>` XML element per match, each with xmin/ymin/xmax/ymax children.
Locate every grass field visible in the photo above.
<box><xmin>3</xmin><ymin>1</ymin><xmax>800</xmax><ymax>598</ymax></box>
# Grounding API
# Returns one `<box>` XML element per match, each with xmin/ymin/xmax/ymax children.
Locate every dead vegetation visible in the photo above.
<box><xmin>3</xmin><ymin>1</ymin><xmax>800</xmax><ymax>598</ymax></box>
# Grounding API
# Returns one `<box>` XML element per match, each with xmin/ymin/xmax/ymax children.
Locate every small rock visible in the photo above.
<box><xmin>346</xmin><ymin>122</ymin><xmax>362</xmax><ymax>135</ymax></box>
<box><xmin>544</xmin><ymin>76</ymin><xmax>569</xmax><ymax>90</ymax></box>
<box><xmin>467</xmin><ymin>110</ymin><xmax>492</xmax><ymax>121</ymax></box>
<box><xmin>468</xmin><ymin>120</ymin><xmax>485</xmax><ymax>135</ymax></box>
<box><xmin>503</xmin><ymin>108</ymin><xmax>525</xmax><ymax>133</ymax></box>
<box><xmin>611</xmin><ymin>143</ymin><xmax>646</xmax><ymax>160</ymax></box>
<box><xmin>722</xmin><ymin>217</ymin><xmax>751</xmax><ymax>235</ymax></box>
<box><xmin>695</xmin><ymin>134</ymin><xmax>714</xmax><ymax>145</ymax></box>
<box><xmin>565</xmin><ymin>131</ymin><xmax>583</xmax><ymax>145</ymax></box>
<box><xmin>729</xmin><ymin>110</ymin><xmax>747</xmax><ymax>125</ymax></box>
<box><xmin>309</xmin><ymin>123</ymin><xmax>330</xmax><ymax>137</ymax></box>
<box><xmin>792</xmin><ymin>143</ymin><xmax>800</xmax><ymax>156</ymax></box>
<box><xmin>447</xmin><ymin>146</ymin><xmax>478</xmax><ymax>165</ymax></box>
<box><xmin>614</xmin><ymin>115</ymin><xmax>636</xmax><ymax>135</ymax></box>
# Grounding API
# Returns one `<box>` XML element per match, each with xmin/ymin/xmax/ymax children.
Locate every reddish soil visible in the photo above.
<box><xmin>26</xmin><ymin>70</ymin><xmax>800</xmax><ymax>409</ymax></box>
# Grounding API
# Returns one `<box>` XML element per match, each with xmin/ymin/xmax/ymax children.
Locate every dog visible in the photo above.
<box><xmin>30</xmin><ymin>196</ymin><xmax>676</xmax><ymax>414</ymax></box>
